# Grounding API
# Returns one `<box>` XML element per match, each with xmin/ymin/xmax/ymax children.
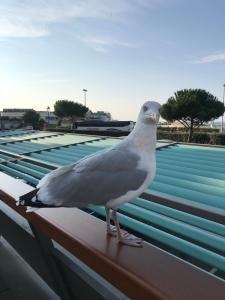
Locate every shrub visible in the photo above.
<box><xmin>211</xmin><ymin>134</ymin><xmax>225</xmax><ymax>145</ymax></box>
<box><xmin>157</xmin><ymin>131</ymin><xmax>225</xmax><ymax>146</ymax></box>
<box><xmin>192</xmin><ymin>133</ymin><xmax>211</xmax><ymax>144</ymax></box>
<box><xmin>157</xmin><ymin>126</ymin><xmax>219</xmax><ymax>133</ymax></box>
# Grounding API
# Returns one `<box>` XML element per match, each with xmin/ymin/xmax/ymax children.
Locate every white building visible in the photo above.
<box><xmin>1</xmin><ymin>108</ymin><xmax>33</xmax><ymax>119</ymax></box>
<box><xmin>1</xmin><ymin>108</ymin><xmax>57</xmax><ymax>125</ymax></box>
<box><xmin>85</xmin><ymin>110</ymin><xmax>111</xmax><ymax>121</ymax></box>
<box><xmin>37</xmin><ymin>111</ymin><xmax>58</xmax><ymax>125</ymax></box>
<box><xmin>0</xmin><ymin>108</ymin><xmax>58</xmax><ymax>129</ymax></box>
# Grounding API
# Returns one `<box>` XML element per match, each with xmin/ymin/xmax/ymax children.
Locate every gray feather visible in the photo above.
<box><xmin>37</xmin><ymin>148</ymin><xmax>147</xmax><ymax>207</ymax></box>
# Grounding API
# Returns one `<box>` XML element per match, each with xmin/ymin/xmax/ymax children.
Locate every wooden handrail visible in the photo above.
<box><xmin>143</xmin><ymin>190</ymin><xmax>225</xmax><ymax>225</ymax></box>
<box><xmin>0</xmin><ymin>172</ymin><xmax>225</xmax><ymax>300</ymax></box>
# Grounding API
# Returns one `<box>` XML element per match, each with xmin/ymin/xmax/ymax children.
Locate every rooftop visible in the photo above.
<box><xmin>0</xmin><ymin>129</ymin><xmax>225</xmax><ymax>299</ymax></box>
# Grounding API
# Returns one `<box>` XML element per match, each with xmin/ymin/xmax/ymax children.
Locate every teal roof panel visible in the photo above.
<box><xmin>0</xmin><ymin>130</ymin><xmax>224</xmax><ymax>280</ymax></box>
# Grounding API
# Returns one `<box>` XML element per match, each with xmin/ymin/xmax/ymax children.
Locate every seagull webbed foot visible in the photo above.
<box><xmin>118</xmin><ymin>231</ymin><xmax>143</xmax><ymax>247</ymax></box>
<box><xmin>111</xmin><ymin>208</ymin><xmax>143</xmax><ymax>247</ymax></box>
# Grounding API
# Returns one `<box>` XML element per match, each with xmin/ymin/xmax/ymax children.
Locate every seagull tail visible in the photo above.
<box><xmin>17</xmin><ymin>188</ymin><xmax>59</xmax><ymax>212</ymax></box>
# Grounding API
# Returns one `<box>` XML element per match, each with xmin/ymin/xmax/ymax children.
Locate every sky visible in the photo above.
<box><xmin>0</xmin><ymin>0</ymin><xmax>225</xmax><ymax>121</ymax></box>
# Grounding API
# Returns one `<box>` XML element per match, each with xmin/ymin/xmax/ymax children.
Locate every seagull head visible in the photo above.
<box><xmin>138</xmin><ymin>101</ymin><xmax>161</xmax><ymax>124</ymax></box>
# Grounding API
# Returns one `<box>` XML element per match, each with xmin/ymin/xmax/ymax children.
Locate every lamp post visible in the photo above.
<box><xmin>83</xmin><ymin>89</ymin><xmax>88</xmax><ymax>107</ymax></box>
<box><xmin>222</xmin><ymin>84</ymin><xmax>225</xmax><ymax>133</ymax></box>
<box><xmin>46</xmin><ymin>106</ymin><xmax>50</xmax><ymax>128</ymax></box>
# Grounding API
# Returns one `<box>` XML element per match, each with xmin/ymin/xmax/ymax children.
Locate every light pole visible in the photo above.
<box><xmin>46</xmin><ymin>106</ymin><xmax>50</xmax><ymax>128</ymax></box>
<box><xmin>83</xmin><ymin>89</ymin><xmax>88</xmax><ymax>107</ymax></box>
<box><xmin>222</xmin><ymin>84</ymin><xmax>225</xmax><ymax>133</ymax></box>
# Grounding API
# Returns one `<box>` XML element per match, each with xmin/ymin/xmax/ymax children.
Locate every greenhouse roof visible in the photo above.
<box><xmin>0</xmin><ymin>129</ymin><xmax>224</xmax><ymax>282</ymax></box>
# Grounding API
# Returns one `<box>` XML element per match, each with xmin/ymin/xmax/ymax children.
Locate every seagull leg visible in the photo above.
<box><xmin>105</xmin><ymin>207</ymin><xmax>117</xmax><ymax>236</ymax></box>
<box><xmin>112</xmin><ymin>209</ymin><xmax>143</xmax><ymax>247</ymax></box>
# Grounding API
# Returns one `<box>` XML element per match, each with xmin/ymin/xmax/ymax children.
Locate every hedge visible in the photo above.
<box><xmin>47</xmin><ymin>128</ymin><xmax>225</xmax><ymax>145</ymax></box>
<box><xmin>157</xmin><ymin>131</ymin><xmax>225</xmax><ymax>146</ymax></box>
<box><xmin>157</xmin><ymin>126</ymin><xmax>219</xmax><ymax>133</ymax></box>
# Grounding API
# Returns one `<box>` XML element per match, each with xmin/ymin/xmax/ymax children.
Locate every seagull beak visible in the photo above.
<box><xmin>146</xmin><ymin>111</ymin><xmax>160</xmax><ymax>123</ymax></box>
<box><xmin>148</xmin><ymin>112</ymin><xmax>157</xmax><ymax>121</ymax></box>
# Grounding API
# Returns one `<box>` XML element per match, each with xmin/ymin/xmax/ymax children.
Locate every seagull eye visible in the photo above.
<box><xmin>143</xmin><ymin>106</ymin><xmax>148</xmax><ymax>112</ymax></box>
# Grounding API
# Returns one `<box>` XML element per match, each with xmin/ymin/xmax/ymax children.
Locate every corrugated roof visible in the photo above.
<box><xmin>0</xmin><ymin>130</ymin><xmax>224</xmax><ymax>281</ymax></box>
<box><xmin>0</xmin><ymin>129</ymin><xmax>36</xmax><ymax>138</ymax></box>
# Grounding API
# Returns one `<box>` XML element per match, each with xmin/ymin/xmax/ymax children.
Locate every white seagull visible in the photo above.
<box><xmin>18</xmin><ymin>101</ymin><xmax>161</xmax><ymax>247</ymax></box>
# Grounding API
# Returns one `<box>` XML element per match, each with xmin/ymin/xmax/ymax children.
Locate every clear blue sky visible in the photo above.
<box><xmin>0</xmin><ymin>0</ymin><xmax>225</xmax><ymax>120</ymax></box>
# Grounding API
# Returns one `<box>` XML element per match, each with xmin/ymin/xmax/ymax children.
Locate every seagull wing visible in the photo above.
<box><xmin>36</xmin><ymin>148</ymin><xmax>147</xmax><ymax>207</ymax></box>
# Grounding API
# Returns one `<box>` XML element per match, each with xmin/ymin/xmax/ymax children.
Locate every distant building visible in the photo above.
<box><xmin>2</xmin><ymin>108</ymin><xmax>33</xmax><ymax>119</ymax></box>
<box><xmin>0</xmin><ymin>108</ymin><xmax>58</xmax><ymax>129</ymax></box>
<box><xmin>169</xmin><ymin>121</ymin><xmax>185</xmax><ymax>128</ymax></box>
<box><xmin>85</xmin><ymin>110</ymin><xmax>111</xmax><ymax>121</ymax></box>
<box><xmin>158</xmin><ymin>120</ymin><xmax>216</xmax><ymax>129</ymax></box>
<box><xmin>37</xmin><ymin>111</ymin><xmax>57</xmax><ymax>125</ymax></box>
<box><xmin>0</xmin><ymin>118</ymin><xmax>21</xmax><ymax>130</ymax></box>
<box><xmin>76</xmin><ymin>120</ymin><xmax>134</xmax><ymax>132</ymax></box>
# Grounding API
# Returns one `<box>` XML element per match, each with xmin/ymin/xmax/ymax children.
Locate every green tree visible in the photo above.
<box><xmin>54</xmin><ymin>100</ymin><xmax>88</xmax><ymax>125</ymax></box>
<box><xmin>38</xmin><ymin>118</ymin><xmax>45</xmax><ymax>130</ymax></box>
<box><xmin>160</xmin><ymin>89</ymin><xmax>225</xmax><ymax>142</ymax></box>
<box><xmin>23</xmin><ymin>110</ymin><xmax>41</xmax><ymax>129</ymax></box>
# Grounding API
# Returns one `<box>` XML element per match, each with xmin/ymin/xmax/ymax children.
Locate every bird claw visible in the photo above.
<box><xmin>119</xmin><ymin>231</ymin><xmax>143</xmax><ymax>247</ymax></box>
<box><xmin>107</xmin><ymin>226</ymin><xmax>143</xmax><ymax>247</ymax></box>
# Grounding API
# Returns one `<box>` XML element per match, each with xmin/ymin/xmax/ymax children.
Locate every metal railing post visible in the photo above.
<box><xmin>29</xmin><ymin>223</ymin><xmax>72</xmax><ymax>300</ymax></box>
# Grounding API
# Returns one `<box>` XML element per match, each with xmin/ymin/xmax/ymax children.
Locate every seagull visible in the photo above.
<box><xmin>18</xmin><ymin>101</ymin><xmax>161</xmax><ymax>247</ymax></box>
